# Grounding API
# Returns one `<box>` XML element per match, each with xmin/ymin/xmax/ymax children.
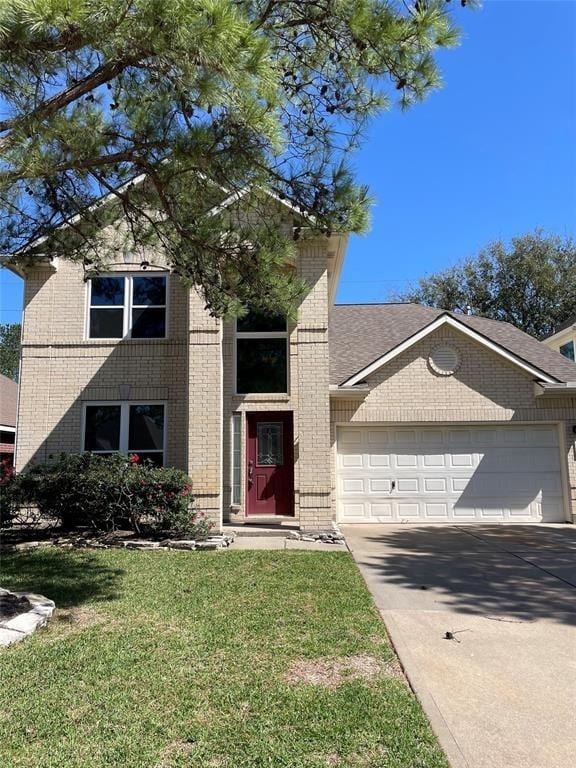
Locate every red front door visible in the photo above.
<box><xmin>246</xmin><ymin>412</ymin><xmax>294</xmax><ymax>516</ymax></box>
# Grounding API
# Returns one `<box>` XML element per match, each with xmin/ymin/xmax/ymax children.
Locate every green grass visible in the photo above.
<box><xmin>0</xmin><ymin>549</ymin><xmax>447</xmax><ymax>768</ymax></box>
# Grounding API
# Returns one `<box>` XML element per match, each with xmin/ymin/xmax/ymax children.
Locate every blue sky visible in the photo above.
<box><xmin>0</xmin><ymin>0</ymin><xmax>575</xmax><ymax>323</ymax></box>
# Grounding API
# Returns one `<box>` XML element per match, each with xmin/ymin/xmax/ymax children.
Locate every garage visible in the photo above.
<box><xmin>336</xmin><ymin>425</ymin><xmax>566</xmax><ymax>523</ymax></box>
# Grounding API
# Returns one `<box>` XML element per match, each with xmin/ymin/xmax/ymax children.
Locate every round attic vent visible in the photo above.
<box><xmin>429</xmin><ymin>345</ymin><xmax>460</xmax><ymax>376</ymax></box>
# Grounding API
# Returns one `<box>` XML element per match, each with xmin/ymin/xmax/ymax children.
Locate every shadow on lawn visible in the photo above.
<box><xmin>0</xmin><ymin>549</ymin><xmax>124</xmax><ymax>608</ymax></box>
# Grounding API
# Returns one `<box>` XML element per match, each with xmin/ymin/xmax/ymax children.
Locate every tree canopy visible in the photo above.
<box><xmin>398</xmin><ymin>231</ymin><xmax>576</xmax><ymax>339</ymax></box>
<box><xmin>0</xmin><ymin>0</ymin><xmax>475</xmax><ymax>316</ymax></box>
<box><xmin>0</xmin><ymin>322</ymin><xmax>21</xmax><ymax>380</ymax></box>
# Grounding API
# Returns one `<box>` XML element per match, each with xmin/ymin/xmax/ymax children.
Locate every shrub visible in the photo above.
<box><xmin>13</xmin><ymin>453</ymin><xmax>212</xmax><ymax>536</ymax></box>
<box><xmin>0</xmin><ymin>457</ymin><xmax>16</xmax><ymax>527</ymax></box>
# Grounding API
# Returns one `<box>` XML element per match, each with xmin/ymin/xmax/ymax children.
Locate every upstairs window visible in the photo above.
<box><xmin>236</xmin><ymin>310</ymin><xmax>288</xmax><ymax>394</ymax></box>
<box><xmin>83</xmin><ymin>402</ymin><xmax>165</xmax><ymax>466</ymax></box>
<box><xmin>88</xmin><ymin>274</ymin><xmax>167</xmax><ymax>339</ymax></box>
<box><xmin>560</xmin><ymin>340</ymin><xmax>575</xmax><ymax>362</ymax></box>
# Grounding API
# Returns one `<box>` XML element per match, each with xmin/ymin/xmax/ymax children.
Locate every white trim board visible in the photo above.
<box><xmin>341</xmin><ymin>314</ymin><xmax>558</xmax><ymax>387</ymax></box>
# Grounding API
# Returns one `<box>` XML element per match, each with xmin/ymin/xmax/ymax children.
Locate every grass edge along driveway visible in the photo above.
<box><xmin>0</xmin><ymin>548</ymin><xmax>448</xmax><ymax>768</ymax></box>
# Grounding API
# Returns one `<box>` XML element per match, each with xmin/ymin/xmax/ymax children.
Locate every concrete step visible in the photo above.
<box><xmin>223</xmin><ymin>524</ymin><xmax>298</xmax><ymax>538</ymax></box>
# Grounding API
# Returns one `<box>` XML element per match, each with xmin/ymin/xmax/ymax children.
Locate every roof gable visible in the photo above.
<box><xmin>341</xmin><ymin>314</ymin><xmax>556</xmax><ymax>386</ymax></box>
<box><xmin>329</xmin><ymin>304</ymin><xmax>576</xmax><ymax>387</ymax></box>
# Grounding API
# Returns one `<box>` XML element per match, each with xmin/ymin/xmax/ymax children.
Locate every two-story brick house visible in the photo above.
<box><xmin>6</xmin><ymin>195</ymin><xmax>576</xmax><ymax>529</ymax></box>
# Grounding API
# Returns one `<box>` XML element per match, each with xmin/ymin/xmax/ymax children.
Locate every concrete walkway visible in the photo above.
<box><xmin>229</xmin><ymin>536</ymin><xmax>347</xmax><ymax>552</ymax></box>
<box><xmin>342</xmin><ymin>524</ymin><xmax>576</xmax><ymax>768</ymax></box>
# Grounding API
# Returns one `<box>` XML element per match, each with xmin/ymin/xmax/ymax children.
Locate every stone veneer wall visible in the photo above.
<box><xmin>330</xmin><ymin>325</ymin><xmax>576</xmax><ymax>522</ymax></box>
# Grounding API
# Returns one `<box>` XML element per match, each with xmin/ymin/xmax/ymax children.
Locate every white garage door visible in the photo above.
<box><xmin>337</xmin><ymin>425</ymin><xmax>565</xmax><ymax>523</ymax></box>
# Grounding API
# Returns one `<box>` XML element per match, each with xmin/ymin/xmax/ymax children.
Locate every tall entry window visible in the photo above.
<box><xmin>83</xmin><ymin>402</ymin><xmax>165</xmax><ymax>465</ymax></box>
<box><xmin>236</xmin><ymin>310</ymin><xmax>288</xmax><ymax>394</ymax></box>
<box><xmin>88</xmin><ymin>274</ymin><xmax>167</xmax><ymax>339</ymax></box>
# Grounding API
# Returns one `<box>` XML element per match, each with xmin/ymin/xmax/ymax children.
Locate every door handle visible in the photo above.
<box><xmin>391</xmin><ymin>480</ymin><xmax>396</xmax><ymax>493</ymax></box>
<box><xmin>248</xmin><ymin>460</ymin><xmax>254</xmax><ymax>487</ymax></box>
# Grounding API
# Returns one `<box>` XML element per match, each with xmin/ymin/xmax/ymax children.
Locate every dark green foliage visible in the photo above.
<box><xmin>0</xmin><ymin>0</ymin><xmax>475</xmax><ymax>317</ymax></box>
<box><xmin>0</xmin><ymin>322</ymin><xmax>21</xmax><ymax>380</ymax></box>
<box><xmin>399</xmin><ymin>231</ymin><xmax>576</xmax><ymax>339</ymax></box>
<box><xmin>0</xmin><ymin>457</ymin><xmax>17</xmax><ymax>527</ymax></box>
<box><xmin>9</xmin><ymin>452</ymin><xmax>210</xmax><ymax>535</ymax></box>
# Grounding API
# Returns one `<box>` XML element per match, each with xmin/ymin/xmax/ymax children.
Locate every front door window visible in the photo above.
<box><xmin>257</xmin><ymin>422</ymin><xmax>284</xmax><ymax>466</ymax></box>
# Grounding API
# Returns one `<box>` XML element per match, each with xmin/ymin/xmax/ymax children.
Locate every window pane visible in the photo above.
<box><xmin>129</xmin><ymin>405</ymin><xmax>164</xmax><ymax>450</ymax></box>
<box><xmin>90</xmin><ymin>308</ymin><xmax>124</xmax><ymax>338</ymax></box>
<box><xmin>232</xmin><ymin>413</ymin><xmax>242</xmax><ymax>505</ymax></box>
<box><xmin>0</xmin><ymin>431</ymin><xmax>15</xmax><ymax>445</ymax></box>
<box><xmin>133</xmin><ymin>276</ymin><xmax>166</xmax><ymax>306</ymax></box>
<box><xmin>236</xmin><ymin>338</ymin><xmax>287</xmax><ymax>393</ymax></box>
<box><xmin>131</xmin><ymin>307</ymin><xmax>166</xmax><ymax>338</ymax></box>
<box><xmin>130</xmin><ymin>452</ymin><xmax>163</xmax><ymax>467</ymax></box>
<box><xmin>237</xmin><ymin>310</ymin><xmax>286</xmax><ymax>333</ymax></box>
<box><xmin>90</xmin><ymin>277</ymin><xmax>125</xmax><ymax>306</ymax></box>
<box><xmin>84</xmin><ymin>406</ymin><xmax>121</xmax><ymax>451</ymax></box>
<box><xmin>257</xmin><ymin>422</ymin><xmax>283</xmax><ymax>466</ymax></box>
<box><xmin>560</xmin><ymin>341</ymin><xmax>575</xmax><ymax>361</ymax></box>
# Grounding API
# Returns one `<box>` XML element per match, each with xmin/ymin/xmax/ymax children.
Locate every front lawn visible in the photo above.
<box><xmin>0</xmin><ymin>549</ymin><xmax>447</xmax><ymax>768</ymax></box>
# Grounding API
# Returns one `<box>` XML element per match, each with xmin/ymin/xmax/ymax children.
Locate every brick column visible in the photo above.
<box><xmin>296</xmin><ymin>240</ymin><xmax>333</xmax><ymax>531</ymax></box>
<box><xmin>187</xmin><ymin>288</ymin><xmax>222</xmax><ymax>530</ymax></box>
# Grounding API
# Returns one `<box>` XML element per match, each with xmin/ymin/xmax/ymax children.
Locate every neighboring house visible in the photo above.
<box><xmin>0</xmin><ymin>373</ymin><xmax>18</xmax><ymax>463</ymax></box>
<box><xmin>542</xmin><ymin>316</ymin><xmax>576</xmax><ymax>362</ymax></box>
<box><xmin>4</xmin><ymin>197</ymin><xmax>576</xmax><ymax>529</ymax></box>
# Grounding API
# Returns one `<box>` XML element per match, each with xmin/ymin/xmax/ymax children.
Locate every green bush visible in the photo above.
<box><xmin>12</xmin><ymin>453</ymin><xmax>212</xmax><ymax>536</ymax></box>
<box><xmin>0</xmin><ymin>457</ymin><xmax>17</xmax><ymax>527</ymax></box>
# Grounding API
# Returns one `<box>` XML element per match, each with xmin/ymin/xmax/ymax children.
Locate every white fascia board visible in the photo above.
<box><xmin>542</xmin><ymin>326</ymin><xmax>576</xmax><ymax>344</ymax></box>
<box><xmin>534</xmin><ymin>382</ymin><xmax>576</xmax><ymax>397</ymax></box>
<box><xmin>329</xmin><ymin>384</ymin><xmax>369</xmax><ymax>399</ymax></box>
<box><xmin>0</xmin><ymin>425</ymin><xmax>16</xmax><ymax>432</ymax></box>
<box><xmin>342</xmin><ymin>314</ymin><xmax>558</xmax><ymax>387</ymax></box>
<box><xmin>328</xmin><ymin>233</ymin><xmax>348</xmax><ymax>308</ymax></box>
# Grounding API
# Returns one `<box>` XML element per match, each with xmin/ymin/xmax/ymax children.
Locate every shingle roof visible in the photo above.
<box><xmin>0</xmin><ymin>373</ymin><xmax>18</xmax><ymax>428</ymax></box>
<box><xmin>329</xmin><ymin>303</ymin><xmax>576</xmax><ymax>386</ymax></box>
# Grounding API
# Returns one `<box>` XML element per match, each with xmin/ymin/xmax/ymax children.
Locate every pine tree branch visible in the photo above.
<box><xmin>0</xmin><ymin>55</ymin><xmax>143</xmax><ymax>149</ymax></box>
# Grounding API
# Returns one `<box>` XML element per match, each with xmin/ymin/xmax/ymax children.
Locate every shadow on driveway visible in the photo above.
<box><xmin>344</xmin><ymin>524</ymin><xmax>576</xmax><ymax>626</ymax></box>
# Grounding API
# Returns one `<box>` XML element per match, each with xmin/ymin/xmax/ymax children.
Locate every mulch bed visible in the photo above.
<box><xmin>0</xmin><ymin>591</ymin><xmax>32</xmax><ymax>622</ymax></box>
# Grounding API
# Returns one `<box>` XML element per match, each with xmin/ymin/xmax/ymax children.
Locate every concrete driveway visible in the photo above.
<box><xmin>342</xmin><ymin>524</ymin><xmax>576</xmax><ymax>768</ymax></box>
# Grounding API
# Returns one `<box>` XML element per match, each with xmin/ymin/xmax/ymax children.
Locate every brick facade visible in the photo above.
<box><xmin>15</xmin><ymin>238</ymin><xmax>335</xmax><ymax>531</ymax></box>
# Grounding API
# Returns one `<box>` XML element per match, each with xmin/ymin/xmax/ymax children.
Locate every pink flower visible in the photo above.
<box><xmin>130</xmin><ymin>454</ymin><xmax>139</xmax><ymax>464</ymax></box>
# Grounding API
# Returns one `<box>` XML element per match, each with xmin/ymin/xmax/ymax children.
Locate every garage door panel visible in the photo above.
<box><xmin>449</xmin><ymin>453</ymin><xmax>475</xmax><ymax>468</ymax></box>
<box><xmin>396</xmin><ymin>478</ymin><xmax>419</xmax><ymax>492</ymax></box>
<box><xmin>369</xmin><ymin>478</ymin><xmax>392</xmax><ymax>493</ymax></box>
<box><xmin>368</xmin><ymin>454</ymin><xmax>390</xmax><ymax>467</ymax></box>
<box><xmin>337</xmin><ymin>425</ymin><xmax>565</xmax><ymax>524</ymax></box>
<box><xmin>424</xmin><ymin>478</ymin><xmax>447</xmax><ymax>492</ymax></box>
<box><xmin>339</xmin><ymin>452</ymin><xmax>363</xmax><ymax>468</ymax></box>
<box><xmin>341</xmin><ymin>477</ymin><xmax>365</xmax><ymax>493</ymax></box>
<box><xmin>395</xmin><ymin>454</ymin><xmax>418</xmax><ymax>467</ymax></box>
<box><xmin>423</xmin><ymin>454</ymin><xmax>446</xmax><ymax>467</ymax></box>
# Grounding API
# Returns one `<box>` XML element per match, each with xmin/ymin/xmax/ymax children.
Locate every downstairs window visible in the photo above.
<box><xmin>83</xmin><ymin>402</ymin><xmax>165</xmax><ymax>465</ymax></box>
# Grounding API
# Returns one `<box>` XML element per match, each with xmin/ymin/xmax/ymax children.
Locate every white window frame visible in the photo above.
<box><xmin>234</xmin><ymin>316</ymin><xmax>289</xmax><ymax>395</ymax></box>
<box><xmin>81</xmin><ymin>401</ymin><xmax>168</xmax><ymax>464</ymax></box>
<box><xmin>86</xmin><ymin>272</ymin><xmax>169</xmax><ymax>340</ymax></box>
